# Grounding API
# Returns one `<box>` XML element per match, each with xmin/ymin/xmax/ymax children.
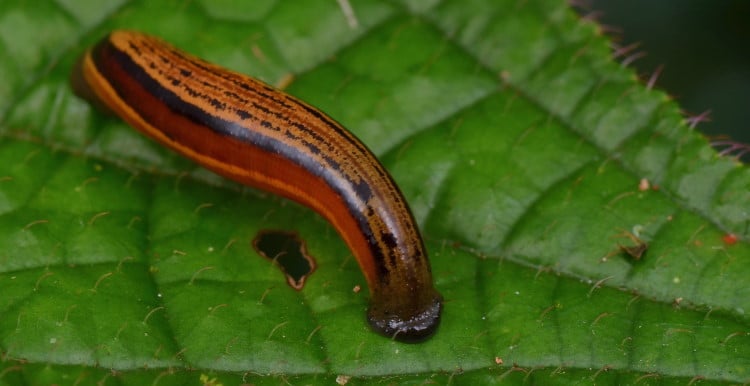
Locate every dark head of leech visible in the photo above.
<box><xmin>367</xmin><ymin>291</ymin><xmax>442</xmax><ymax>343</ymax></box>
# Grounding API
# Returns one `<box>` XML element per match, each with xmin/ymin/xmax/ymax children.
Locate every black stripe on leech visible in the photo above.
<box><xmin>152</xmin><ymin>38</ymin><xmax>298</xmax><ymax>113</ymax></box>
<box><xmin>143</xmin><ymin>36</ymin><xmax>391</xmax><ymax>203</ymax></box>
<box><xmin>171</xmin><ymin>47</ymin><xmax>297</xmax><ymax>111</ymax></box>
<box><xmin>168</xmin><ymin>43</ymin><xmax>385</xmax><ymax>173</ymax></box>
<box><xmin>125</xmin><ymin>39</ymin><xmax>143</xmax><ymax>56</ymax></box>
<box><xmin>98</xmin><ymin>36</ymin><xmax>394</xmax><ymax>280</ymax></box>
<box><xmin>134</xmin><ymin>39</ymin><xmax>297</xmax><ymax>137</ymax></box>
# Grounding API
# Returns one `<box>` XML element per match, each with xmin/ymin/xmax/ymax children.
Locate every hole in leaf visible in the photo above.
<box><xmin>252</xmin><ymin>230</ymin><xmax>316</xmax><ymax>290</ymax></box>
<box><xmin>616</xmin><ymin>230</ymin><xmax>648</xmax><ymax>261</ymax></box>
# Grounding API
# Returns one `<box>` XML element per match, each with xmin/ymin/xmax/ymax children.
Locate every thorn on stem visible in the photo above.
<box><xmin>685</xmin><ymin>110</ymin><xmax>712</xmax><ymax>129</ymax></box>
<box><xmin>646</xmin><ymin>64</ymin><xmax>664</xmax><ymax>90</ymax></box>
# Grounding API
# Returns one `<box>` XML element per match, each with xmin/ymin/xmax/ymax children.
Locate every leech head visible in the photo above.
<box><xmin>367</xmin><ymin>293</ymin><xmax>442</xmax><ymax>343</ymax></box>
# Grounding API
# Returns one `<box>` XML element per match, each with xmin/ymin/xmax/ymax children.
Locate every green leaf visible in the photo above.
<box><xmin>1</xmin><ymin>0</ymin><xmax>749</xmax><ymax>384</ymax></box>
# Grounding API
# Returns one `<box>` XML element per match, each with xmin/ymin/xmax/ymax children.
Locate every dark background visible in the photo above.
<box><xmin>583</xmin><ymin>0</ymin><xmax>750</xmax><ymax>146</ymax></box>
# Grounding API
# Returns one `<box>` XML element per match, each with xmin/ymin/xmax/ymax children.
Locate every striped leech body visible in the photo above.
<box><xmin>71</xmin><ymin>30</ymin><xmax>442</xmax><ymax>342</ymax></box>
